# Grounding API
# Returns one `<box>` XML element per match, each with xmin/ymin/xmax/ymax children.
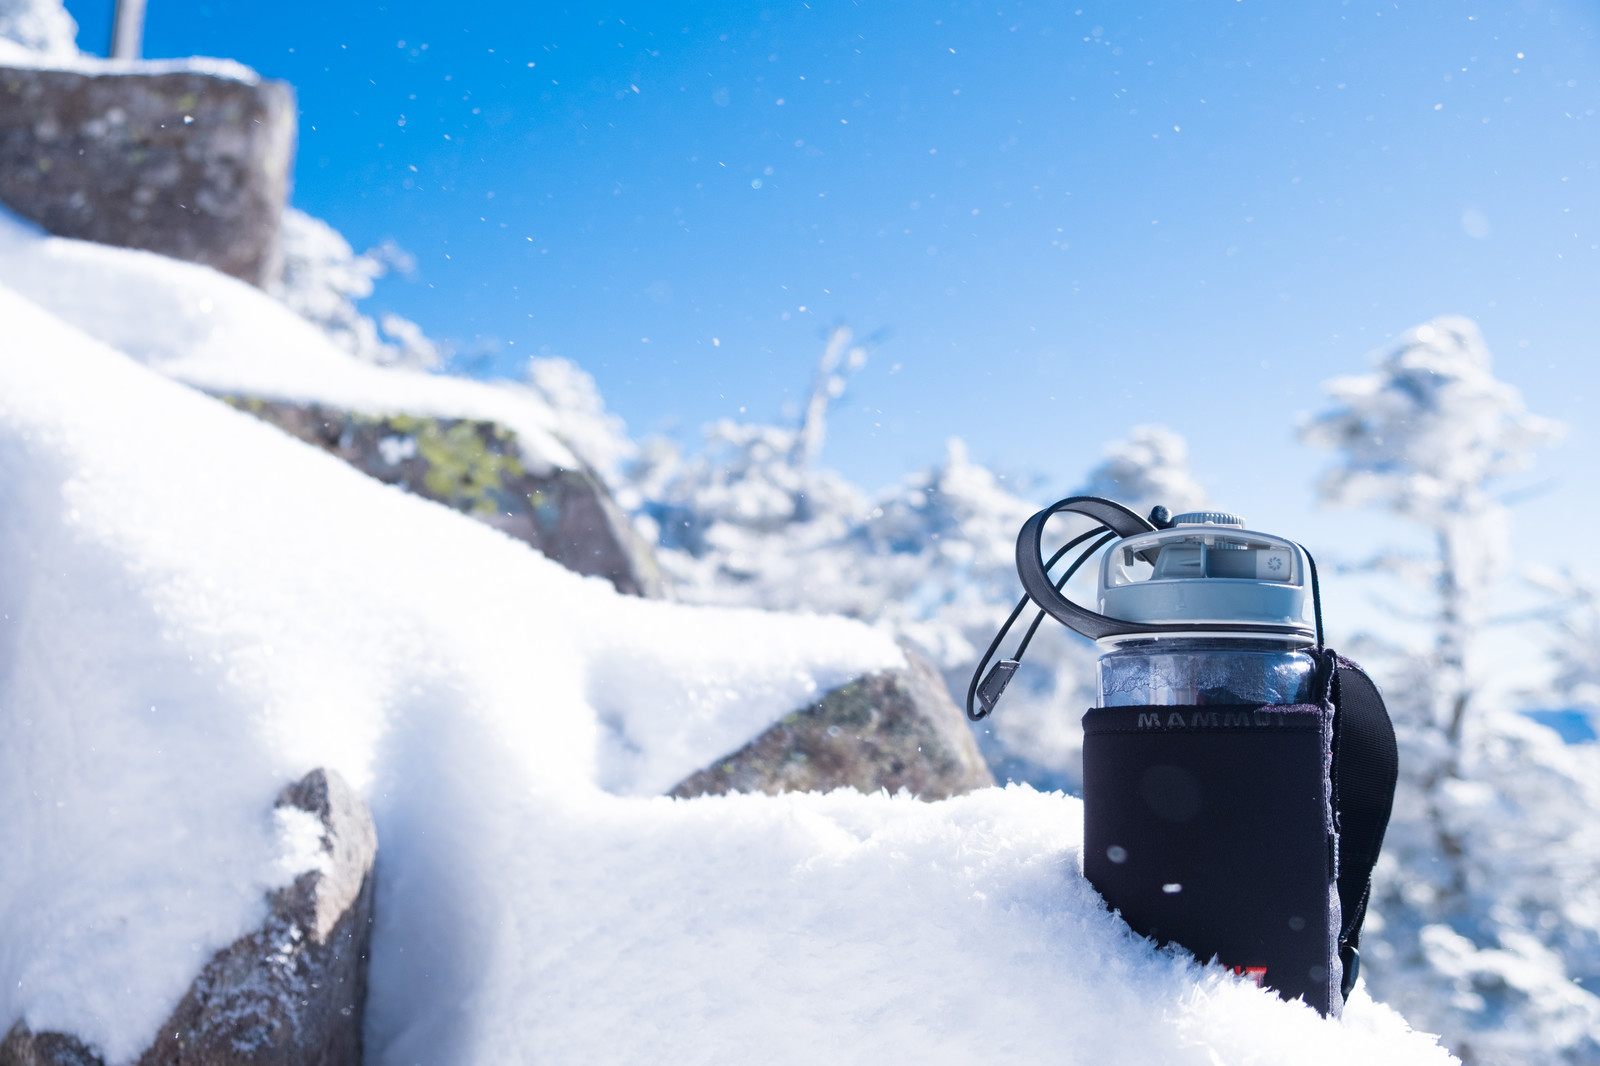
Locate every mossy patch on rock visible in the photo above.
<box><xmin>384</xmin><ymin>413</ymin><xmax>526</xmax><ymax>518</ymax></box>
<box><xmin>221</xmin><ymin>397</ymin><xmax>662</xmax><ymax>597</ymax></box>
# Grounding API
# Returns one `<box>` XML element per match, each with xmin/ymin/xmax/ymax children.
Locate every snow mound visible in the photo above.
<box><xmin>0</xmin><ymin>282</ymin><xmax>1454</xmax><ymax>1063</ymax></box>
<box><xmin>0</xmin><ymin>283</ymin><xmax>895</xmax><ymax>1059</ymax></box>
<box><xmin>0</xmin><ymin>209</ymin><xmax>583</xmax><ymax>473</ymax></box>
<box><xmin>0</xmin><ymin>36</ymin><xmax>260</xmax><ymax>80</ymax></box>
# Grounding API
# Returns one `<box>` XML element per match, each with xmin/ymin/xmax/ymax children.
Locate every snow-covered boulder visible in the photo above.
<box><xmin>222</xmin><ymin>396</ymin><xmax>662</xmax><ymax>597</ymax></box>
<box><xmin>672</xmin><ymin>646</ymin><xmax>993</xmax><ymax>800</ymax></box>
<box><xmin>1</xmin><ymin>768</ymin><xmax>375</xmax><ymax>1066</ymax></box>
<box><xmin>0</xmin><ymin>209</ymin><xmax>665</xmax><ymax>595</ymax></box>
<box><xmin>0</xmin><ymin>62</ymin><xmax>294</xmax><ymax>286</ymax></box>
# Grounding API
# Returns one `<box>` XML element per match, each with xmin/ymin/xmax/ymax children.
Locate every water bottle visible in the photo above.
<box><xmin>1093</xmin><ymin>510</ymin><xmax>1318</xmax><ymax>708</ymax></box>
<box><xmin>973</xmin><ymin>496</ymin><xmax>1363</xmax><ymax>1016</ymax></box>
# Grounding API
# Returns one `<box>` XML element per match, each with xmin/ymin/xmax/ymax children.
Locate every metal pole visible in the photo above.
<box><xmin>110</xmin><ymin>0</ymin><xmax>147</xmax><ymax>60</ymax></box>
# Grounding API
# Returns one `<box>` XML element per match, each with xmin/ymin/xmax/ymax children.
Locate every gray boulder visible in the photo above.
<box><xmin>1</xmin><ymin>768</ymin><xmax>377</xmax><ymax>1066</ymax></box>
<box><xmin>671</xmin><ymin>647</ymin><xmax>995</xmax><ymax>801</ymax></box>
<box><xmin>222</xmin><ymin>396</ymin><xmax>664</xmax><ymax>598</ymax></box>
<box><xmin>0</xmin><ymin>1028</ymin><xmax>99</xmax><ymax>1066</ymax></box>
<box><xmin>0</xmin><ymin>65</ymin><xmax>295</xmax><ymax>286</ymax></box>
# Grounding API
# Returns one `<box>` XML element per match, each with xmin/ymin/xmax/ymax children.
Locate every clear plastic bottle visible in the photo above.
<box><xmin>1096</xmin><ymin>636</ymin><xmax>1317</xmax><ymax>708</ymax></box>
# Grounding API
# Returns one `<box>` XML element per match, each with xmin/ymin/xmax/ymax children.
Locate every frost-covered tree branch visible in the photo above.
<box><xmin>0</xmin><ymin>0</ymin><xmax>80</xmax><ymax>57</ymax></box>
<box><xmin>270</xmin><ymin>207</ymin><xmax>444</xmax><ymax>371</ymax></box>
<box><xmin>794</xmin><ymin>326</ymin><xmax>868</xmax><ymax>469</ymax></box>
<box><xmin>1076</xmin><ymin>424</ymin><xmax>1207</xmax><ymax>518</ymax></box>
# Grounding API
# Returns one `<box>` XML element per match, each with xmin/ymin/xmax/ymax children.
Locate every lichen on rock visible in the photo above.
<box><xmin>221</xmin><ymin>397</ymin><xmax>663</xmax><ymax>597</ymax></box>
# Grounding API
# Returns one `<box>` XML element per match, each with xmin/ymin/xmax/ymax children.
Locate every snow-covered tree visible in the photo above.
<box><xmin>1547</xmin><ymin>577</ymin><xmax>1600</xmax><ymax>720</ymax></box>
<box><xmin>520</xmin><ymin>356</ymin><xmax>639</xmax><ymax>489</ymax></box>
<box><xmin>269</xmin><ymin>207</ymin><xmax>442</xmax><ymax>371</ymax></box>
<box><xmin>794</xmin><ymin>326</ymin><xmax>868</xmax><ymax>468</ymax></box>
<box><xmin>1304</xmin><ymin>317</ymin><xmax>1598</xmax><ymax>1064</ymax></box>
<box><xmin>1302</xmin><ymin>316</ymin><xmax>1561</xmax><ymax>752</ymax></box>
<box><xmin>1076</xmin><ymin>424</ymin><xmax>1208</xmax><ymax>519</ymax></box>
<box><xmin>617</xmin><ymin>329</ymin><xmax>1209</xmax><ymax>788</ymax></box>
<box><xmin>632</xmin><ymin>419</ymin><xmax>869</xmax><ymax>610</ymax></box>
<box><xmin>627</xmin><ymin>327</ymin><xmax>873</xmax><ymax>610</ymax></box>
<box><xmin>0</xmin><ymin>0</ymin><xmax>79</xmax><ymax>57</ymax></box>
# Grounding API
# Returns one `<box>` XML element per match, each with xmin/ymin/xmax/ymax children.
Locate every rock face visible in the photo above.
<box><xmin>0</xmin><ymin>1028</ymin><xmax>99</xmax><ymax>1066</ymax></box>
<box><xmin>671</xmin><ymin>647</ymin><xmax>995</xmax><ymax>800</ymax></box>
<box><xmin>0</xmin><ymin>65</ymin><xmax>295</xmax><ymax>286</ymax></box>
<box><xmin>223</xmin><ymin>396</ymin><xmax>664</xmax><ymax>597</ymax></box>
<box><xmin>0</xmin><ymin>768</ymin><xmax>377</xmax><ymax>1066</ymax></box>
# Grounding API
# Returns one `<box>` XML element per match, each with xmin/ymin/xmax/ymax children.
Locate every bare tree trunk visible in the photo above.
<box><xmin>1436</xmin><ymin>524</ymin><xmax>1474</xmax><ymax>754</ymax></box>
<box><xmin>1429</xmin><ymin>521</ymin><xmax>1475</xmax><ymax>901</ymax></box>
<box><xmin>794</xmin><ymin>326</ymin><xmax>854</xmax><ymax>469</ymax></box>
<box><xmin>111</xmin><ymin>0</ymin><xmax>147</xmax><ymax>60</ymax></box>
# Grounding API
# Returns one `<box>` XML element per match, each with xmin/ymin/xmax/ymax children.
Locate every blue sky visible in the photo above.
<box><xmin>65</xmin><ymin>0</ymin><xmax>1600</xmax><ymax>566</ymax></box>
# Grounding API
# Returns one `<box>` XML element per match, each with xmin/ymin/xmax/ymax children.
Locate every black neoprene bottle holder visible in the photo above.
<box><xmin>969</xmin><ymin>494</ymin><xmax>1396</xmax><ymax>1016</ymax></box>
<box><xmin>1082</xmin><ymin>652</ymin><xmax>1344</xmax><ymax>1013</ymax></box>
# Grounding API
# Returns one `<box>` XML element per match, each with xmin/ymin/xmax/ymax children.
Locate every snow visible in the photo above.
<box><xmin>0</xmin><ymin>208</ymin><xmax>586</xmax><ymax>474</ymax></box>
<box><xmin>0</xmin><ymin>281</ymin><xmax>899</xmax><ymax>1058</ymax></box>
<box><xmin>0</xmin><ymin>275</ymin><xmax>1455</xmax><ymax>1062</ymax></box>
<box><xmin>0</xmin><ymin>37</ymin><xmax>260</xmax><ymax>81</ymax></box>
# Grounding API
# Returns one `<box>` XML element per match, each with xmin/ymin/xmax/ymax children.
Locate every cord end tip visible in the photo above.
<box><xmin>976</xmin><ymin>659</ymin><xmax>1021</xmax><ymax>717</ymax></box>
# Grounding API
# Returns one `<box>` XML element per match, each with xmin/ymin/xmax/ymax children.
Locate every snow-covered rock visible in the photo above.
<box><xmin>222</xmin><ymin>396</ymin><xmax>662</xmax><ymax>597</ymax></box>
<box><xmin>0</xmin><ymin>64</ymin><xmax>294</xmax><ymax>286</ymax></box>
<box><xmin>0</xmin><ymin>0</ymin><xmax>254</xmax><ymax>78</ymax></box>
<box><xmin>0</xmin><ymin>207</ymin><xmax>666</xmax><ymax>594</ymax></box>
<box><xmin>2</xmin><ymin>768</ymin><xmax>375</xmax><ymax>1066</ymax></box>
<box><xmin>671</xmin><ymin>646</ymin><xmax>994</xmax><ymax>801</ymax></box>
<box><xmin>635</xmin><ymin>422</ymin><xmax>1207</xmax><ymax>790</ymax></box>
<box><xmin>0</xmin><ymin>207</ymin><xmax>583</xmax><ymax>472</ymax></box>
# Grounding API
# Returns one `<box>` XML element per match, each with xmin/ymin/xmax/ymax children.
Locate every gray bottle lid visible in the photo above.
<box><xmin>1097</xmin><ymin>519</ymin><xmax>1314</xmax><ymax>638</ymax></box>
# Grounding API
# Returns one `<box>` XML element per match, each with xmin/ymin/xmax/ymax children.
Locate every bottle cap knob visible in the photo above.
<box><xmin>1170</xmin><ymin>510</ymin><xmax>1246</xmax><ymax>528</ymax></box>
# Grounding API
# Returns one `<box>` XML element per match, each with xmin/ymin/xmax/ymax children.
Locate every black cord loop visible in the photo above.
<box><xmin>966</xmin><ymin>524</ymin><xmax>1116</xmax><ymax>721</ymax></box>
<box><xmin>967</xmin><ymin>495</ymin><xmax>1327</xmax><ymax>721</ymax></box>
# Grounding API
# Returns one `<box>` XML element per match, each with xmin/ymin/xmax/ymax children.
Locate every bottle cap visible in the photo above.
<box><xmin>1169</xmin><ymin>511</ymin><xmax>1246</xmax><ymax>528</ymax></box>
<box><xmin>1097</xmin><ymin>517</ymin><xmax>1314</xmax><ymax>641</ymax></box>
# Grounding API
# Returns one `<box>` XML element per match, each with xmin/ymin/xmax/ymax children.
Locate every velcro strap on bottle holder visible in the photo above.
<box><xmin>1329</xmin><ymin>658</ymin><xmax>1399</xmax><ymax>960</ymax></box>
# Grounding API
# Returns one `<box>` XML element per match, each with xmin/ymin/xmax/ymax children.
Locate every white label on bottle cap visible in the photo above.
<box><xmin>1256</xmin><ymin>550</ymin><xmax>1292</xmax><ymax>582</ymax></box>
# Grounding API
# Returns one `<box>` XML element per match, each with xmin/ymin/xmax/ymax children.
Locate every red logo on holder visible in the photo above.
<box><xmin>1231</xmin><ymin>966</ymin><xmax>1269</xmax><ymax>988</ymax></box>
